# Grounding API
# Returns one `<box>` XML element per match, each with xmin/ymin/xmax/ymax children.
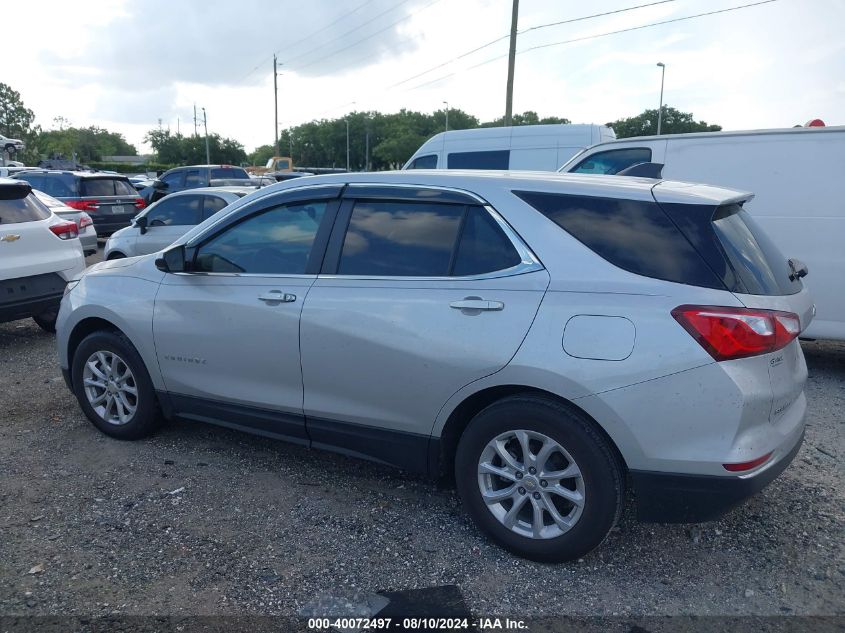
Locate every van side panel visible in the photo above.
<box><xmin>661</xmin><ymin>130</ymin><xmax>845</xmax><ymax>340</ymax></box>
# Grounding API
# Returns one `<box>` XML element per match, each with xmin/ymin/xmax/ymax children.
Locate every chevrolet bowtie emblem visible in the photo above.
<box><xmin>1</xmin><ymin>234</ymin><xmax>21</xmax><ymax>242</ymax></box>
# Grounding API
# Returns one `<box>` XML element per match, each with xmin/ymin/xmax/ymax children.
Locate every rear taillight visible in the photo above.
<box><xmin>49</xmin><ymin>221</ymin><xmax>79</xmax><ymax>240</ymax></box>
<box><xmin>65</xmin><ymin>199</ymin><xmax>99</xmax><ymax>212</ymax></box>
<box><xmin>672</xmin><ymin>305</ymin><xmax>801</xmax><ymax>361</ymax></box>
<box><xmin>78</xmin><ymin>214</ymin><xmax>93</xmax><ymax>230</ymax></box>
<box><xmin>134</xmin><ymin>198</ymin><xmax>146</xmax><ymax>209</ymax></box>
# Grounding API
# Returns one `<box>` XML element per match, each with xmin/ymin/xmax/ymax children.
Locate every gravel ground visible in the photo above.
<box><xmin>0</xmin><ymin>247</ymin><xmax>843</xmax><ymax>621</ymax></box>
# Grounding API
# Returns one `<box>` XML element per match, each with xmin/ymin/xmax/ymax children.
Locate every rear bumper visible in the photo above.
<box><xmin>0</xmin><ymin>273</ymin><xmax>66</xmax><ymax>323</ymax></box>
<box><xmin>631</xmin><ymin>428</ymin><xmax>804</xmax><ymax>523</ymax></box>
<box><xmin>0</xmin><ymin>292</ymin><xmax>63</xmax><ymax>322</ymax></box>
<box><xmin>90</xmin><ymin>213</ymin><xmax>135</xmax><ymax>236</ymax></box>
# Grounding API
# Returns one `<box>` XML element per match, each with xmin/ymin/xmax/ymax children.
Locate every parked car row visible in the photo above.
<box><xmin>54</xmin><ymin>169</ymin><xmax>811</xmax><ymax>562</ymax></box>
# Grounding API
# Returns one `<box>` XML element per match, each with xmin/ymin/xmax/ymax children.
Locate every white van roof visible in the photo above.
<box><xmin>422</xmin><ymin>123</ymin><xmax>613</xmax><ymax>145</ymax></box>
<box><xmin>572</xmin><ymin>124</ymin><xmax>845</xmax><ymax>147</ymax></box>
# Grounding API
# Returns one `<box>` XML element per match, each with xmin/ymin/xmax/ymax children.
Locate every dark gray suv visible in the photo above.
<box><xmin>12</xmin><ymin>170</ymin><xmax>145</xmax><ymax>235</ymax></box>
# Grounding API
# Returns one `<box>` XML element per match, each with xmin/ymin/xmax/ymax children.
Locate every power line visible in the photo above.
<box><xmin>289</xmin><ymin>0</ymin><xmax>442</xmax><ymax>73</ymax></box>
<box><xmin>234</xmin><ymin>0</ymin><xmax>380</xmax><ymax>85</ymax></box>
<box><xmin>284</xmin><ymin>0</ymin><xmax>416</xmax><ymax>69</ymax></box>
<box><xmin>389</xmin><ymin>0</ymin><xmax>679</xmax><ymax>89</ymax></box>
<box><xmin>405</xmin><ymin>0</ymin><xmax>779</xmax><ymax>92</ymax></box>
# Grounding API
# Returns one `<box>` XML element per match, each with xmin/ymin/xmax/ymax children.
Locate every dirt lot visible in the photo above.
<box><xmin>0</xmin><ymin>249</ymin><xmax>843</xmax><ymax>622</ymax></box>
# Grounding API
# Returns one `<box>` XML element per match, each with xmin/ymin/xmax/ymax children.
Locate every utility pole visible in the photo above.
<box><xmin>193</xmin><ymin>104</ymin><xmax>198</xmax><ymax>137</ymax></box>
<box><xmin>202</xmin><ymin>107</ymin><xmax>210</xmax><ymax>164</ymax></box>
<box><xmin>274</xmin><ymin>54</ymin><xmax>280</xmax><ymax>157</ymax></box>
<box><xmin>177</xmin><ymin>117</ymin><xmax>180</xmax><ymax>136</ymax></box>
<box><xmin>443</xmin><ymin>101</ymin><xmax>449</xmax><ymax>132</ymax></box>
<box><xmin>345</xmin><ymin>118</ymin><xmax>350</xmax><ymax>172</ymax></box>
<box><xmin>504</xmin><ymin>0</ymin><xmax>519</xmax><ymax>126</ymax></box>
<box><xmin>656</xmin><ymin>62</ymin><xmax>666</xmax><ymax>135</ymax></box>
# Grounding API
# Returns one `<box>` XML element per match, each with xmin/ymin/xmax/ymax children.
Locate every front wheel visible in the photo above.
<box><xmin>71</xmin><ymin>330</ymin><xmax>161</xmax><ymax>440</ymax></box>
<box><xmin>455</xmin><ymin>396</ymin><xmax>624</xmax><ymax>562</ymax></box>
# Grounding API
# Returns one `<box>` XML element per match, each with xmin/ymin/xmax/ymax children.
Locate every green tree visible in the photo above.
<box><xmin>0</xmin><ymin>83</ymin><xmax>41</xmax><ymax>164</ymax></box>
<box><xmin>248</xmin><ymin>144</ymin><xmax>277</xmax><ymax>166</ymax></box>
<box><xmin>38</xmin><ymin>126</ymin><xmax>137</xmax><ymax>162</ymax></box>
<box><xmin>608</xmin><ymin>106</ymin><xmax>721</xmax><ymax>138</ymax></box>
<box><xmin>145</xmin><ymin>130</ymin><xmax>246</xmax><ymax>166</ymax></box>
<box><xmin>480</xmin><ymin>111</ymin><xmax>570</xmax><ymax>127</ymax></box>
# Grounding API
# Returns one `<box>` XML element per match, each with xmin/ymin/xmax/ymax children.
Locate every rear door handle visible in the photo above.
<box><xmin>450</xmin><ymin>298</ymin><xmax>504</xmax><ymax>311</ymax></box>
<box><xmin>258</xmin><ymin>290</ymin><xmax>296</xmax><ymax>303</ymax></box>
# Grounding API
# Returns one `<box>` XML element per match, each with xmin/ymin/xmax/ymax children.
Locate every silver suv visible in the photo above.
<box><xmin>56</xmin><ymin>171</ymin><xmax>813</xmax><ymax>561</ymax></box>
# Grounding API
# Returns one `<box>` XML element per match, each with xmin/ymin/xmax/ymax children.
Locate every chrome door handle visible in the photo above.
<box><xmin>450</xmin><ymin>298</ymin><xmax>504</xmax><ymax>311</ymax></box>
<box><xmin>258</xmin><ymin>291</ymin><xmax>296</xmax><ymax>303</ymax></box>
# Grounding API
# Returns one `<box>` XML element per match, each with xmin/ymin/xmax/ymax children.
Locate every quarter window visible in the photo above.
<box><xmin>194</xmin><ymin>201</ymin><xmax>327</xmax><ymax>274</ymax></box>
<box><xmin>569</xmin><ymin>147</ymin><xmax>652</xmax><ymax>175</ymax></box>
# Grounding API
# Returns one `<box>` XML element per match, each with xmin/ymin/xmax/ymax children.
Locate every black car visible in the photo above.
<box><xmin>142</xmin><ymin>165</ymin><xmax>252</xmax><ymax>204</ymax></box>
<box><xmin>12</xmin><ymin>170</ymin><xmax>144</xmax><ymax>235</ymax></box>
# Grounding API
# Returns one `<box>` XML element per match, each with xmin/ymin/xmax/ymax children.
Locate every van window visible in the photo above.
<box><xmin>407</xmin><ymin>154</ymin><xmax>438</xmax><ymax>169</ymax></box>
<box><xmin>515</xmin><ymin>191</ymin><xmax>724</xmax><ymax>289</ymax></box>
<box><xmin>569</xmin><ymin>148</ymin><xmax>652</xmax><ymax>175</ymax></box>
<box><xmin>448</xmin><ymin>150</ymin><xmax>510</xmax><ymax>170</ymax></box>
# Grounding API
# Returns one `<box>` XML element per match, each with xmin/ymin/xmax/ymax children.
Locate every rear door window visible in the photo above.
<box><xmin>447</xmin><ymin>150</ymin><xmax>509</xmax><ymax>170</ymax></box>
<box><xmin>0</xmin><ymin>195</ymin><xmax>51</xmax><ymax>224</ymax></box>
<box><xmin>201</xmin><ymin>195</ymin><xmax>230</xmax><ymax>220</ymax></box>
<box><xmin>210</xmin><ymin>167</ymin><xmax>249</xmax><ymax>180</ymax></box>
<box><xmin>337</xmin><ymin>201</ymin><xmax>464</xmax><ymax>276</ymax></box>
<box><xmin>569</xmin><ymin>147</ymin><xmax>652</xmax><ymax>174</ymax></box>
<box><xmin>146</xmin><ymin>195</ymin><xmax>203</xmax><ymax>226</ymax></box>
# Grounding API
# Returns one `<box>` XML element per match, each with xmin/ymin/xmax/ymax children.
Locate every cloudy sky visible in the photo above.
<box><xmin>6</xmin><ymin>0</ymin><xmax>844</xmax><ymax>154</ymax></box>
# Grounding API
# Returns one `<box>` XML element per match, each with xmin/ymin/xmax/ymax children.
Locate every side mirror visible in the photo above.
<box><xmin>135</xmin><ymin>215</ymin><xmax>148</xmax><ymax>235</ymax></box>
<box><xmin>154</xmin><ymin>245</ymin><xmax>187</xmax><ymax>273</ymax></box>
<box><xmin>152</xmin><ymin>179</ymin><xmax>168</xmax><ymax>190</ymax></box>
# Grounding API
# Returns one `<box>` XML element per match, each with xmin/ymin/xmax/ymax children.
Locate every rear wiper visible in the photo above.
<box><xmin>788</xmin><ymin>258</ymin><xmax>808</xmax><ymax>281</ymax></box>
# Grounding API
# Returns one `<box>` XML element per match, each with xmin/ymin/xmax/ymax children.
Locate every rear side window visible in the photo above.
<box><xmin>515</xmin><ymin>191</ymin><xmax>723</xmax><ymax>289</ymax></box>
<box><xmin>569</xmin><ymin>147</ymin><xmax>652</xmax><ymax>174</ymax></box>
<box><xmin>0</xmin><ymin>195</ymin><xmax>51</xmax><ymax>225</ymax></box>
<box><xmin>161</xmin><ymin>171</ymin><xmax>184</xmax><ymax>188</ymax></box>
<box><xmin>453</xmin><ymin>207</ymin><xmax>521</xmax><ymax>276</ymax></box>
<box><xmin>448</xmin><ymin>150</ymin><xmax>509</xmax><ymax>170</ymax></box>
<box><xmin>210</xmin><ymin>167</ymin><xmax>249</xmax><ymax>180</ymax></box>
<box><xmin>338</xmin><ymin>201</ymin><xmax>464</xmax><ymax>276</ymax></box>
<box><xmin>114</xmin><ymin>180</ymin><xmax>137</xmax><ymax>196</ymax></box>
<box><xmin>407</xmin><ymin>154</ymin><xmax>437</xmax><ymax>169</ymax></box>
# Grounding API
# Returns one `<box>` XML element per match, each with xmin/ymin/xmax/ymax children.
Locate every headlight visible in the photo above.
<box><xmin>63</xmin><ymin>279</ymin><xmax>81</xmax><ymax>296</ymax></box>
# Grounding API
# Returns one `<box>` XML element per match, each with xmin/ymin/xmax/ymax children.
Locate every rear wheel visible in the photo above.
<box><xmin>71</xmin><ymin>330</ymin><xmax>161</xmax><ymax>440</ymax></box>
<box><xmin>455</xmin><ymin>395</ymin><xmax>624</xmax><ymax>562</ymax></box>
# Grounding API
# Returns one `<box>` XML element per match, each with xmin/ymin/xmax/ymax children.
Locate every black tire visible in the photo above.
<box><xmin>107</xmin><ymin>252</ymin><xmax>126</xmax><ymax>260</ymax></box>
<box><xmin>32</xmin><ymin>309</ymin><xmax>58</xmax><ymax>333</ymax></box>
<box><xmin>455</xmin><ymin>395</ymin><xmax>624</xmax><ymax>562</ymax></box>
<box><xmin>71</xmin><ymin>330</ymin><xmax>161</xmax><ymax>440</ymax></box>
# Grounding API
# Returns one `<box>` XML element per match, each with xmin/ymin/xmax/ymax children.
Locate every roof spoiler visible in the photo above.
<box><xmin>616</xmin><ymin>162</ymin><xmax>664</xmax><ymax>179</ymax></box>
<box><xmin>0</xmin><ymin>179</ymin><xmax>32</xmax><ymax>200</ymax></box>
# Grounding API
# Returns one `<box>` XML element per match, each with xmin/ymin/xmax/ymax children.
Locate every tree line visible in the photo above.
<box><xmin>2</xmin><ymin>81</ymin><xmax>722</xmax><ymax>171</ymax></box>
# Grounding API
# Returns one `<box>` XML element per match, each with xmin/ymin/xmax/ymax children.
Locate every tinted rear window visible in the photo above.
<box><xmin>210</xmin><ymin>167</ymin><xmax>249</xmax><ymax>180</ymax></box>
<box><xmin>408</xmin><ymin>154</ymin><xmax>437</xmax><ymax>169</ymax></box>
<box><xmin>515</xmin><ymin>191</ymin><xmax>724</xmax><ymax>289</ymax></box>
<box><xmin>452</xmin><ymin>206</ymin><xmax>521</xmax><ymax>276</ymax></box>
<box><xmin>448</xmin><ymin>150</ymin><xmax>509</xmax><ymax>170</ymax></box>
<box><xmin>0</xmin><ymin>194</ymin><xmax>51</xmax><ymax>225</ymax></box>
<box><xmin>569</xmin><ymin>147</ymin><xmax>652</xmax><ymax>175</ymax></box>
<box><xmin>81</xmin><ymin>178</ymin><xmax>134</xmax><ymax>196</ymax></box>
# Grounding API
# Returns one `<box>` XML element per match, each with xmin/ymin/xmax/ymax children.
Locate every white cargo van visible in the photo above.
<box><xmin>559</xmin><ymin>126</ymin><xmax>845</xmax><ymax>341</ymax></box>
<box><xmin>403</xmin><ymin>124</ymin><xmax>616</xmax><ymax>171</ymax></box>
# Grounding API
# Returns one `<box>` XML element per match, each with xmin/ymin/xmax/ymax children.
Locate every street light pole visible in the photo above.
<box><xmin>504</xmin><ymin>0</ymin><xmax>519</xmax><ymax>126</ymax></box>
<box><xmin>274</xmin><ymin>54</ymin><xmax>279</xmax><ymax>157</ymax></box>
<box><xmin>442</xmin><ymin>101</ymin><xmax>449</xmax><ymax>133</ymax></box>
<box><xmin>202</xmin><ymin>107</ymin><xmax>210</xmax><ymax>164</ymax></box>
<box><xmin>345</xmin><ymin>118</ymin><xmax>350</xmax><ymax>172</ymax></box>
<box><xmin>656</xmin><ymin>62</ymin><xmax>666</xmax><ymax>135</ymax></box>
